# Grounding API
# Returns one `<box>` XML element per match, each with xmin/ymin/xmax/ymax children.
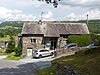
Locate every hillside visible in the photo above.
<box><xmin>0</xmin><ymin>21</ymin><xmax>23</xmax><ymax>36</ymax></box>
<box><xmin>54</xmin><ymin>47</ymin><xmax>100</xmax><ymax>75</ymax></box>
<box><xmin>37</xmin><ymin>47</ymin><xmax>100</xmax><ymax>75</ymax></box>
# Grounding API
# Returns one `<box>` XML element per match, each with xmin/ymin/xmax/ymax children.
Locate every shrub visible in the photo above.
<box><xmin>68</xmin><ymin>35</ymin><xmax>91</xmax><ymax>46</ymax></box>
<box><xmin>14</xmin><ymin>43</ymin><xmax>22</xmax><ymax>56</ymax></box>
<box><xmin>91</xmin><ymin>33</ymin><xmax>100</xmax><ymax>46</ymax></box>
<box><xmin>6</xmin><ymin>36</ymin><xmax>15</xmax><ymax>53</ymax></box>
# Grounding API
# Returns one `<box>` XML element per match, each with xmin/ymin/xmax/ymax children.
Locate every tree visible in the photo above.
<box><xmin>0</xmin><ymin>32</ymin><xmax>5</xmax><ymax>37</ymax></box>
<box><xmin>14</xmin><ymin>43</ymin><xmax>22</xmax><ymax>56</ymax></box>
<box><xmin>36</xmin><ymin>0</ymin><xmax>60</xmax><ymax>8</ymax></box>
<box><xmin>68</xmin><ymin>35</ymin><xmax>91</xmax><ymax>47</ymax></box>
<box><xmin>6</xmin><ymin>36</ymin><xmax>15</xmax><ymax>53</ymax></box>
<box><xmin>91</xmin><ymin>33</ymin><xmax>100</xmax><ymax>46</ymax></box>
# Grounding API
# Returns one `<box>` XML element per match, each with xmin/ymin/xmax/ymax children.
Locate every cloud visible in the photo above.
<box><xmin>86</xmin><ymin>10</ymin><xmax>100</xmax><ymax>19</ymax></box>
<box><xmin>0</xmin><ymin>0</ymin><xmax>100</xmax><ymax>21</ymax></box>
<box><xmin>60</xmin><ymin>0</ymin><xmax>100</xmax><ymax>9</ymax></box>
<box><xmin>0</xmin><ymin>0</ymin><xmax>46</xmax><ymax>8</ymax></box>
<box><xmin>42</xmin><ymin>11</ymin><xmax>54</xmax><ymax>21</ymax></box>
<box><xmin>0</xmin><ymin>0</ymin><xmax>33</xmax><ymax>7</ymax></box>
<box><xmin>0</xmin><ymin>7</ymin><xmax>36</xmax><ymax>21</ymax></box>
<box><xmin>66</xmin><ymin>9</ymin><xmax>100</xmax><ymax>21</ymax></box>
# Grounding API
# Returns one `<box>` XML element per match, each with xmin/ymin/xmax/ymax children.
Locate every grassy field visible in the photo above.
<box><xmin>0</xmin><ymin>35</ymin><xmax>10</xmax><ymax>41</ymax></box>
<box><xmin>0</xmin><ymin>26</ymin><xmax>19</xmax><ymax>29</ymax></box>
<box><xmin>37</xmin><ymin>47</ymin><xmax>100</xmax><ymax>75</ymax></box>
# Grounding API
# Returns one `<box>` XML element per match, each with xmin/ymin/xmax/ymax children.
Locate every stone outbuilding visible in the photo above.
<box><xmin>21</xmin><ymin>22</ymin><xmax>89</xmax><ymax>57</ymax></box>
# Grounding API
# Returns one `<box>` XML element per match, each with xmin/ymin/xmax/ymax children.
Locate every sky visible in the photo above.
<box><xmin>0</xmin><ymin>0</ymin><xmax>100</xmax><ymax>22</ymax></box>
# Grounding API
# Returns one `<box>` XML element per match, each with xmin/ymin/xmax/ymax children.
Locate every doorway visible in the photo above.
<box><xmin>50</xmin><ymin>38</ymin><xmax>57</xmax><ymax>50</ymax></box>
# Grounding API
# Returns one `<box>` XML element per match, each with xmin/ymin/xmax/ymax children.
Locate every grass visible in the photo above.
<box><xmin>37</xmin><ymin>66</ymin><xmax>56</xmax><ymax>75</ymax></box>
<box><xmin>4</xmin><ymin>52</ymin><xmax>20</xmax><ymax>60</ymax></box>
<box><xmin>0</xmin><ymin>48</ymin><xmax>7</xmax><ymax>55</ymax></box>
<box><xmin>0</xmin><ymin>35</ymin><xmax>10</xmax><ymax>41</ymax></box>
<box><xmin>0</xmin><ymin>48</ymin><xmax>5</xmax><ymax>53</ymax></box>
<box><xmin>37</xmin><ymin>47</ymin><xmax>100</xmax><ymax>75</ymax></box>
<box><xmin>0</xmin><ymin>26</ymin><xmax>19</xmax><ymax>29</ymax></box>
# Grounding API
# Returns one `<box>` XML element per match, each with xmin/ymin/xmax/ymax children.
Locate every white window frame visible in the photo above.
<box><xmin>30</xmin><ymin>38</ymin><xmax>36</xmax><ymax>44</ymax></box>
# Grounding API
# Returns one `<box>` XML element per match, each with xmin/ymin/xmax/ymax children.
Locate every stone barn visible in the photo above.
<box><xmin>21</xmin><ymin>22</ymin><xmax>89</xmax><ymax>57</ymax></box>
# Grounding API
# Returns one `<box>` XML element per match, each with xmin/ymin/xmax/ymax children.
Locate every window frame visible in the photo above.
<box><xmin>30</xmin><ymin>38</ymin><xmax>36</xmax><ymax>44</ymax></box>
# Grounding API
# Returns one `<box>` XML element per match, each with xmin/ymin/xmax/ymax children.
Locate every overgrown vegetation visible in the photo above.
<box><xmin>68</xmin><ymin>34</ymin><xmax>91</xmax><ymax>46</ymax></box>
<box><xmin>37</xmin><ymin>47</ymin><xmax>100</xmax><ymax>75</ymax></box>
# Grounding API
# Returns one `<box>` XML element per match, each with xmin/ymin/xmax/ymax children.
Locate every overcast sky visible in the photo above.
<box><xmin>0</xmin><ymin>0</ymin><xmax>100</xmax><ymax>21</ymax></box>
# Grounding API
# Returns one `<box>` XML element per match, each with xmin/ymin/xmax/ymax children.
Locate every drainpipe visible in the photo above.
<box><xmin>53</xmin><ymin>38</ymin><xmax>54</xmax><ymax>50</ymax></box>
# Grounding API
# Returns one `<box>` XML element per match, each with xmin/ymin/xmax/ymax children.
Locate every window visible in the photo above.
<box><xmin>39</xmin><ymin>50</ymin><xmax>49</xmax><ymax>52</ymax></box>
<box><xmin>44</xmin><ymin>50</ymin><xmax>49</xmax><ymax>52</ymax></box>
<box><xmin>39</xmin><ymin>50</ymin><xmax>44</xmax><ymax>52</ymax></box>
<box><xmin>30</xmin><ymin>38</ymin><xmax>36</xmax><ymax>43</ymax></box>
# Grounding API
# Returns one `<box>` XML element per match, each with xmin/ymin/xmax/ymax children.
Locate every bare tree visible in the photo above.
<box><xmin>36</xmin><ymin>0</ymin><xmax>61</xmax><ymax>8</ymax></box>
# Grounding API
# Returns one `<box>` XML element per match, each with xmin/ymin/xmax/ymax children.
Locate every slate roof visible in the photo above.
<box><xmin>22</xmin><ymin>22</ymin><xmax>90</xmax><ymax>37</ymax></box>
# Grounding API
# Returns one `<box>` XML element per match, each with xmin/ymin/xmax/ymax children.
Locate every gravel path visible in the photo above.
<box><xmin>0</xmin><ymin>53</ymin><xmax>72</xmax><ymax>75</ymax></box>
<box><xmin>0</xmin><ymin>56</ymin><xmax>37</xmax><ymax>75</ymax></box>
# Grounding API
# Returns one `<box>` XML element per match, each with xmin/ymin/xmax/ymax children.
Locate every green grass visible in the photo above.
<box><xmin>0</xmin><ymin>26</ymin><xmax>19</xmax><ymax>29</ymax></box>
<box><xmin>37</xmin><ymin>66</ymin><xmax>56</xmax><ymax>75</ymax></box>
<box><xmin>37</xmin><ymin>47</ymin><xmax>100</xmax><ymax>75</ymax></box>
<box><xmin>0</xmin><ymin>48</ymin><xmax>7</xmax><ymax>55</ymax></box>
<box><xmin>4</xmin><ymin>56</ymin><xmax>20</xmax><ymax>60</ymax></box>
<box><xmin>4</xmin><ymin>52</ymin><xmax>20</xmax><ymax>60</ymax></box>
<box><xmin>0</xmin><ymin>35</ymin><xmax>10</xmax><ymax>41</ymax></box>
<box><xmin>0</xmin><ymin>48</ymin><xmax>5</xmax><ymax>53</ymax></box>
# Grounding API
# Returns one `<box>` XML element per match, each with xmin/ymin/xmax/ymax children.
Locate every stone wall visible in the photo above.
<box><xmin>55</xmin><ymin>48</ymin><xmax>79</xmax><ymax>57</ymax></box>
<box><xmin>22</xmin><ymin>36</ymin><xmax>43</xmax><ymax>57</ymax></box>
<box><xmin>21</xmin><ymin>35</ymin><xmax>71</xmax><ymax>58</ymax></box>
<box><xmin>57</xmin><ymin>37</ymin><xmax>67</xmax><ymax>49</ymax></box>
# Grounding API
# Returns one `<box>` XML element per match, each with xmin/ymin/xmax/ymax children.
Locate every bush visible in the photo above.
<box><xmin>68</xmin><ymin>35</ymin><xmax>91</xmax><ymax>46</ymax></box>
<box><xmin>91</xmin><ymin>33</ymin><xmax>100</xmax><ymax>46</ymax></box>
<box><xmin>6</xmin><ymin>36</ymin><xmax>15</xmax><ymax>53</ymax></box>
<box><xmin>14</xmin><ymin>43</ymin><xmax>22</xmax><ymax>56</ymax></box>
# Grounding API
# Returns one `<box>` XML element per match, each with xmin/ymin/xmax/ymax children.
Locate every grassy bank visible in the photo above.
<box><xmin>0</xmin><ymin>48</ymin><xmax>7</xmax><ymax>55</ymax></box>
<box><xmin>37</xmin><ymin>47</ymin><xmax>100</xmax><ymax>75</ymax></box>
<box><xmin>4</xmin><ymin>52</ymin><xmax>20</xmax><ymax>60</ymax></box>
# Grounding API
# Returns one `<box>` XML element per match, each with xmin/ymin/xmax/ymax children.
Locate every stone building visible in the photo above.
<box><xmin>21</xmin><ymin>22</ymin><xmax>89</xmax><ymax>57</ymax></box>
